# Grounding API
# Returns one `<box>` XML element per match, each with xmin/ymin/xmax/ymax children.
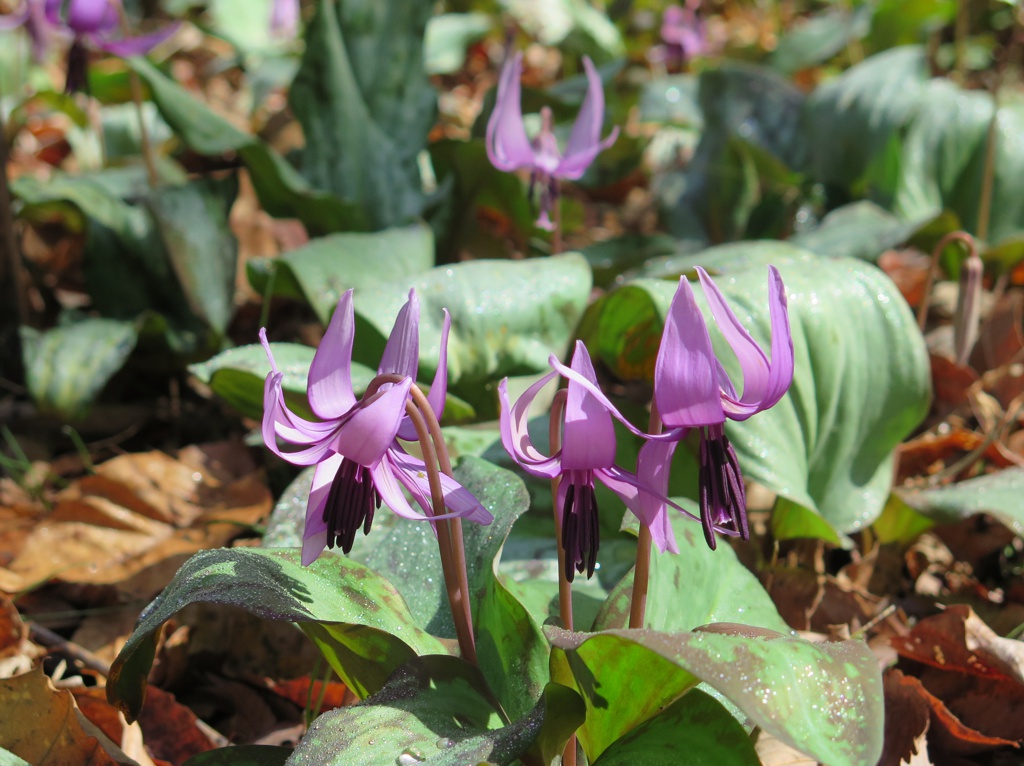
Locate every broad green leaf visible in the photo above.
<box><xmin>581</xmin><ymin>233</ymin><xmax>678</xmax><ymax>288</ymax></box>
<box><xmin>549</xmin><ymin>626</ymin><xmax>883</xmax><ymax>766</ymax></box>
<box><xmin>288</xmin><ymin>656</ymin><xmax>584</xmax><ymax>766</ymax></box>
<box><xmin>107</xmin><ymin>548</ymin><xmax>447</xmax><ymax>721</ymax></box>
<box><xmin>803</xmin><ymin>46</ymin><xmax>930</xmax><ymax>196</ymax></box>
<box><xmin>593</xmin><ymin>510</ymin><xmax>788</xmax><ymax>633</ymax></box>
<box><xmin>129</xmin><ymin>57</ymin><xmax>363</xmax><ymax>235</ymax></box>
<box><xmin>579</xmin><ymin>243</ymin><xmax>932</xmax><ymax>538</ymax></box>
<box><xmin>149</xmin><ymin>177</ymin><xmax>239</xmax><ymax>336</ymax></box>
<box><xmin>290</xmin><ymin>0</ymin><xmax>435</xmax><ymax>230</ymax></box>
<box><xmin>350</xmin><ymin>254</ymin><xmax>592</xmax><ymax>413</ymax></box>
<box><xmin>424</xmin><ymin>14</ymin><xmax>491</xmax><ymax>76</ymax></box>
<box><xmin>592</xmin><ymin>689</ymin><xmax>760</xmax><ymax>766</ymax></box>
<box><xmin>790</xmin><ymin>202</ymin><xmax>927</xmax><ymax>263</ymax></box>
<box><xmin>21</xmin><ymin>319</ymin><xmax>138</xmax><ymax>420</ymax></box>
<box><xmin>872</xmin><ymin>493</ymin><xmax>935</xmax><ymax>545</ymax></box>
<box><xmin>246</xmin><ymin>224</ymin><xmax>436</xmax><ymax>324</ymax></box>
<box><xmin>898</xmin><ymin>468</ymin><xmax>1024</xmax><ymax>535</ymax></box>
<box><xmin>768</xmin><ymin>5</ymin><xmax>873</xmax><ymax>75</ymax></box>
<box><xmin>182</xmin><ymin>745</ymin><xmax>291</xmax><ymax>765</ymax></box>
<box><xmin>206</xmin><ymin>0</ymin><xmax>288</xmax><ymax>56</ymax></box>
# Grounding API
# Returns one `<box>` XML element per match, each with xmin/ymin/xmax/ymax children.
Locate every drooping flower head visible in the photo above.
<box><xmin>639</xmin><ymin>266</ymin><xmax>794</xmax><ymax>549</ymax></box>
<box><xmin>486</xmin><ymin>53</ymin><xmax>619</xmax><ymax>231</ymax></box>
<box><xmin>262</xmin><ymin>288</ymin><xmax>492</xmax><ymax>565</ymax></box>
<box><xmin>500</xmin><ymin>341</ymin><xmax>703</xmax><ymax>579</ymax></box>
<box><xmin>41</xmin><ymin>0</ymin><xmax>178</xmax><ymax>92</ymax></box>
<box><xmin>659</xmin><ymin>2</ymin><xmax>707</xmax><ymax>65</ymax></box>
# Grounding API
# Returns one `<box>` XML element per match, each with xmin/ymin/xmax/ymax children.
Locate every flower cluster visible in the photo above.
<box><xmin>501</xmin><ymin>267</ymin><xmax>793</xmax><ymax>580</ymax></box>
<box><xmin>261</xmin><ymin>289</ymin><xmax>492</xmax><ymax>566</ymax></box>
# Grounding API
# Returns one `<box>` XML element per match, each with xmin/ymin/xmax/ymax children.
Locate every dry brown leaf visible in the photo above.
<box><xmin>134</xmin><ymin>686</ymin><xmax>218</xmax><ymax>764</ymax></box>
<box><xmin>0</xmin><ymin>666</ymin><xmax>133</xmax><ymax>765</ymax></box>
<box><xmin>754</xmin><ymin>731</ymin><xmax>817</xmax><ymax>766</ymax></box>
<box><xmin>0</xmin><ymin>441</ymin><xmax>271</xmax><ymax>594</ymax></box>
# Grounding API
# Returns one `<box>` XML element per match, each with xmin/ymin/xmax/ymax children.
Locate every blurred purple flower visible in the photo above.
<box><xmin>37</xmin><ymin>0</ymin><xmax>177</xmax><ymax>92</ymax></box>
<box><xmin>638</xmin><ymin>266</ymin><xmax>793</xmax><ymax>550</ymax></box>
<box><xmin>659</xmin><ymin>1</ymin><xmax>707</xmax><ymax>65</ymax></box>
<box><xmin>0</xmin><ymin>0</ymin><xmax>53</xmax><ymax>62</ymax></box>
<box><xmin>500</xmin><ymin>341</ymin><xmax>697</xmax><ymax>579</ymax></box>
<box><xmin>261</xmin><ymin>288</ymin><xmax>491</xmax><ymax>566</ymax></box>
<box><xmin>269</xmin><ymin>0</ymin><xmax>298</xmax><ymax>38</ymax></box>
<box><xmin>486</xmin><ymin>52</ymin><xmax>619</xmax><ymax>231</ymax></box>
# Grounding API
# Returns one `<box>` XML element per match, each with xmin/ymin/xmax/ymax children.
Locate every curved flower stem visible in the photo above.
<box><xmin>917</xmin><ymin>231</ymin><xmax>976</xmax><ymax>332</ymax></box>
<box><xmin>402</xmin><ymin>395</ymin><xmax>478</xmax><ymax>666</ymax></box>
<box><xmin>548</xmin><ymin>389</ymin><xmax>576</xmax><ymax>766</ymax></box>
<box><xmin>552</xmin><ymin>179</ymin><xmax>563</xmax><ymax>255</ymax></box>
<box><xmin>548</xmin><ymin>390</ymin><xmax>573</xmax><ymax>631</ymax></box>
<box><xmin>628</xmin><ymin>404</ymin><xmax>662</xmax><ymax>629</ymax></box>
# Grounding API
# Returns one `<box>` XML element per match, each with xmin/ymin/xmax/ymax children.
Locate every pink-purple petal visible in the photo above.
<box><xmin>598</xmin><ymin>463</ymin><xmax>680</xmax><ymax>554</ymax></box>
<box><xmin>379</xmin><ymin>289</ymin><xmax>420</xmax><ymax>380</ymax></box>
<box><xmin>426</xmin><ymin>308</ymin><xmax>451</xmax><ymax>422</ymax></box>
<box><xmin>557</xmin><ymin>57</ymin><xmax>618</xmax><ymax>180</ymax></box>
<box><xmin>498</xmin><ymin>374</ymin><xmax>563</xmax><ymax>479</ymax></box>
<box><xmin>561</xmin><ymin>341</ymin><xmax>616</xmax><ymax>471</ymax></box>
<box><xmin>635</xmin><ymin>438</ymin><xmax>681</xmax><ymax>553</ymax></box>
<box><xmin>370</xmin><ymin>456</ymin><xmax>432</xmax><ymax>520</ymax></box>
<box><xmin>269</xmin><ymin>0</ymin><xmax>298</xmax><ymax>37</ymax></box>
<box><xmin>389</xmin><ymin>449</ymin><xmax>494</xmax><ymax>525</ymax></box>
<box><xmin>332</xmin><ymin>378</ymin><xmax>412</xmax><ymax>466</ymax></box>
<box><xmin>90</xmin><ymin>22</ymin><xmax>177</xmax><ymax>56</ymax></box>
<box><xmin>654</xmin><ymin>276</ymin><xmax>725</xmax><ymax>428</ymax></box>
<box><xmin>762</xmin><ymin>265</ymin><xmax>795</xmax><ymax>408</ymax></box>
<box><xmin>67</xmin><ymin>0</ymin><xmax>116</xmax><ymax>34</ymax></box>
<box><xmin>486</xmin><ymin>52</ymin><xmax>536</xmax><ymax>172</ymax></box>
<box><xmin>308</xmin><ymin>290</ymin><xmax>357</xmax><ymax>419</ymax></box>
<box><xmin>300</xmin><ymin>454</ymin><xmax>342</xmax><ymax>565</ymax></box>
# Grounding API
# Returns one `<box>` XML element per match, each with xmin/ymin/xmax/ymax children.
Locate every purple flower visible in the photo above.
<box><xmin>269</xmin><ymin>0</ymin><xmax>298</xmax><ymax>38</ymax></box>
<box><xmin>500</xmin><ymin>341</ymin><xmax>693</xmax><ymax>579</ymax></box>
<box><xmin>261</xmin><ymin>288</ymin><xmax>492</xmax><ymax>566</ymax></box>
<box><xmin>486</xmin><ymin>53</ymin><xmax>619</xmax><ymax>231</ymax></box>
<box><xmin>1</xmin><ymin>0</ymin><xmax>53</xmax><ymax>61</ymax></box>
<box><xmin>658</xmin><ymin>2</ymin><xmax>707</xmax><ymax>65</ymax></box>
<box><xmin>42</xmin><ymin>0</ymin><xmax>178</xmax><ymax>92</ymax></box>
<box><xmin>639</xmin><ymin>266</ymin><xmax>794</xmax><ymax>549</ymax></box>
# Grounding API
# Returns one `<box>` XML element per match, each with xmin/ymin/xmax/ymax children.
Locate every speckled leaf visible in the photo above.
<box><xmin>898</xmin><ymin>468</ymin><xmax>1024</xmax><ymax>535</ymax></box>
<box><xmin>287</xmin><ymin>656</ymin><xmax>584</xmax><ymax>766</ymax></box>
<box><xmin>21</xmin><ymin>318</ymin><xmax>138</xmax><ymax>420</ymax></box>
<box><xmin>246</xmin><ymin>224</ymin><xmax>435</xmax><ymax>324</ymax></box>
<box><xmin>592</xmin><ymin>689</ymin><xmax>759</xmax><ymax>765</ymax></box>
<box><xmin>579</xmin><ymin>242</ymin><xmax>931</xmax><ymax>539</ymax></box>
<box><xmin>789</xmin><ymin>202</ymin><xmax>926</xmax><ymax>263</ymax></box>
<box><xmin>548</xmin><ymin>625</ymin><xmax>883</xmax><ymax>766</ymax></box>
<box><xmin>351</xmin><ymin>254</ymin><xmax>592</xmax><ymax>415</ymax></box>
<box><xmin>107</xmin><ymin>548</ymin><xmax>447</xmax><ymax>721</ymax></box>
<box><xmin>593</xmin><ymin>510</ymin><xmax>787</xmax><ymax>633</ymax></box>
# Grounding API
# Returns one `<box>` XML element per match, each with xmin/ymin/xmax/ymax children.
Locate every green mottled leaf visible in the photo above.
<box><xmin>790</xmin><ymin>202</ymin><xmax>927</xmax><ymax>263</ymax></box>
<box><xmin>549</xmin><ymin>625</ymin><xmax>883</xmax><ymax>765</ymax></box>
<box><xmin>769</xmin><ymin>4</ymin><xmax>873</xmax><ymax>75</ymax></box>
<box><xmin>290</xmin><ymin>0</ymin><xmax>435</xmax><ymax>230</ymax></box>
<box><xmin>246</xmin><ymin>224</ymin><xmax>436</xmax><ymax>324</ymax></box>
<box><xmin>579</xmin><ymin>242</ymin><xmax>931</xmax><ymax>539</ymax></box>
<box><xmin>129</xmin><ymin>57</ymin><xmax>362</xmax><ymax>235</ymax></box>
<box><xmin>592</xmin><ymin>689</ymin><xmax>760</xmax><ymax>765</ymax></box>
<box><xmin>898</xmin><ymin>468</ymin><xmax>1024</xmax><ymax>535</ymax></box>
<box><xmin>149</xmin><ymin>177</ymin><xmax>239</xmax><ymax>336</ymax></box>
<box><xmin>289</xmin><ymin>656</ymin><xmax>583</xmax><ymax>766</ymax></box>
<box><xmin>21</xmin><ymin>319</ymin><xmax>138</xmax><ymax>420</ymax></box>
<box><xmin>107</xmin><ymin>548</ymin><xmax>447</xmax><ymax>721</ymax></box>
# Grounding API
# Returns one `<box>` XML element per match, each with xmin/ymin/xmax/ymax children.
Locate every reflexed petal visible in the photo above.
<box><xmin>598</xmin><ymin>463</ymin><xmax>682</xmax><ymax>554</ymax></box>
<box><xmin>370</xmin><ymin>456</ymin><xmax>430</xmax><ymax>520</ymax></box>
<box><xmin>557</xmin><ymin>57</ymin><xmax>619</xmax><ymax>180</ymax></box>
<box><xmin>67</xmin><ymin>0</ymin><xmax>116</xmax><ymax>33</ymax></box>
<box><xmin>498</xmin><ymin>374</ymin><xmax>562</xmax><ymax>478</ymax></box>
<box><xmin>308</xmin><ymin>290</ymin><xmax>357</xmax><ymax>419</ymax></box>
<box><xmin>425</xmin><ymin>308</ymin><xmax>451</xmax><ymax>421</ymax></box>
<box><xmin>379</xmin><ymin>289</ymin><xmax>419</xmax><ymax>380</ymax></box>
<box><xmin>654</xmin><ymin>276</ymin><xmax>725</xmax><ymax>428</ymax></box>
<box><xmin>91</xmin><ymin>22</ymin><xmax>178</xmax><ymax>56</ymax></box>
<box><xmin>762</xmin><ymin>265</ymin><xmax>795</xmax><ymax>409</ymax></box>
<box><xmin>635</xmin><ymin>439</ymin><xmax>682</xmax><ymax>553</ymax></box>
<box><xmin>561</xmin><ymin>341</ymin><xmax>616</xmax><ymax>471</ymax></box>
<box><xmin>44</xmin><ymin>0</ymin><xmax>61</xmax><ymax>24</ymax></box>
<box><xmin>389</xmin><ymin>449</ymin><xmax>494</xmax><ymax>525</ymax></box>
<box><xmin>261</xmin><ymin>374</ymin><xmax>338</xmax><ymax>465</ymax></box>
<box><xmin>333</xmin><ymin>378</ymin><xmax>412</xmax><ymax>466</ymax></box>
<box><xmin>697</xmin><ymin>267</ymin><xmax>769</xmax><ymax>409</ymax></box>
<box><xmin>301</xmin><ymin>454</ymin><xmax>342</xmax><ymax>565</ymax></box>
<box><xmin>486</xmin><ymin>52</ymin><xmax>536</xmax><ymax>172</ymax></box>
